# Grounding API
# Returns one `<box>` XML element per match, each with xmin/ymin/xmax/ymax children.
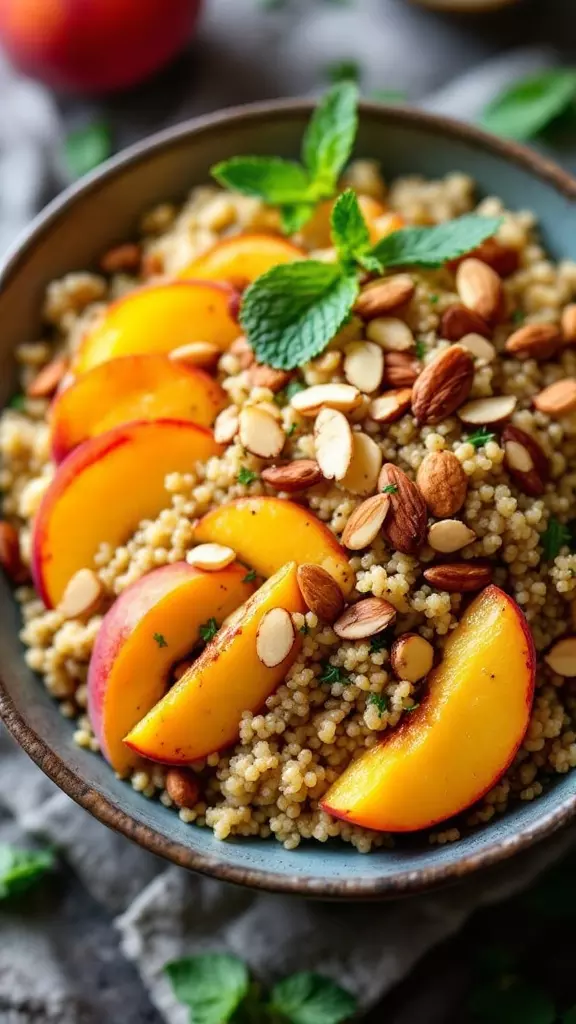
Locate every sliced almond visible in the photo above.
<box><xmin>239</xmin><ymin>406</ymin><xmax>285</xmax><ymax>459</ymax></box>
<box><xmin>440</xmin><ymin>304</ymin><xmax>492</xmax><ymax>342</ymax></box>
<box><xmin>427</xmin><ymin>520</ymin><xmax>476</xmax><ymax>553</ymax></box>
<box><xmin>261</xmin><ymin>460</ymin><xmax>325</xmax><ymax>492</ymax></box>
<box><xmin>343</xmin><ymin>341</ymin><xmax>384</xmax><ymax>393</ymax></box>
<box><xmin>334</xmin><ymin>596</ymin><xmax>396</xmax><ymax>639</ymax></box>
<box><xmin>505</xmin><ymin>322</ymin><xmax>561</xmax><ymax>361</ymax></box>
<box><xmin>256</xmin><ymin>607</ymin><xmax>295</xmax><ymax>667</ymax></box>
<box><xmin>165</xmin><ymin>768</ymin><xmax>200</xmax><ymax>809</ymax></box>
<box><xmin>534</xmin><ymin>379</ymin><xmax>576</xmax><ymax>416</ymax></box>
<box><xmin>0</xmin><ymin>520</ymin><xmax>27</xmax><ymax>584</ymax></box>
<box><xmin>456</xmin><ymin>258</ymin><xmax>503</xmax><ymax>322</ymax></box>
<box><xmin>314</xmin><ymin>408</ymin><xmax>353</xmax><ymax>481</ymax></box>
<box><xmin>369</xmin><ymin>387</ymin><xmax>412</xmax><ymax>424</ymax></box>
<box><xmin>457</xmin><ymin>394</ymin><xmax>517</xmax><ymax>426</ymax></box>
<box><xmin>249</xmin><ymin>363</ymin><xmax>292</xmax><ymax>392</ymax></box>
<box><xmin>342</xmin><ymin>493</ymin><xmax>391</xmax><ymax>550</ymax></box>
<box><xmin>230</xmin><ymin>335</ymin><xmax>255</xmax><ymax>369</ymax></box>
<box><xmin>58</xmin><ymin>568</ymin><xmax>104</xmax><ymax>620</ymax></box>
<box><xmin>423</xmin><ymin>562</ymin><xmax>492</xmax><ymax>593</ymax></box>
<box><xmin>354</xmin><ymin>274</ymin><xmax>415</xmax><ymax>319</ymax></box>
<box><xmin>411</xmin><ymin>345</ymin><xmax>474</xmax><ymax>425</ymax></box>
<box><xmin>214</xmin><ymin>406</ymin><xmax>240</xmax><ymax>445</ymax></box>
<box><xmin>502</xmin><ymin>424</ymin><xmax>549</xmax><ymax>497</ymax></box>
<box><xmin>99</xmin><ymin>243</ymin><xmax>141</xmax><ymax>274</ymax></box>
<box><xmin>384</xmin><ymin>352</ymin><xmax>421</xmax><ymax>387</ymax></box>
<box><xmin>390</xmin><ymin>633</ymin><xmax>434</xmax><ymax>682</ymax></box>
<box><xmin>291</xmin><ymin>383</ymin><xmax>361</xmax><ymax>416</ymax></box>
<box><xmin>544</xmin><ymin>636</ymin><xmax>576</xmax><ymax>677</ymax></box>
<box><xmin>457</xmin><ymin>333</ymin><xmax>497</xmax><ymax>364</ymax></box>
<box><xmin>562</xmin><ymin>304</ymin><xmax>576</xmax><ymax>344</ymax></box>
<box><xmin>416</xmin><ymin>450</ymin><xmax>468</xmax><ymax>518</ymax></box>
<box><xmin>26</xmin><ymin>356</ymin><xmax>69</xmax><ymax>399</ymax></box>
<box><xmin>366</xmin><ymin>317</ymin><xmax>415</xmax><ymax>352</ymax></box>
<box><xmin>378</xmin><ymin>463</ymin><xmax>427</xmax><ymax>555</ymax></box>
<box><xmin>170</xmin><ymin>341</ymin><xmax>220</xmax><ymax>370</ymax></box>
<box><xmin>340</xmin><ymin>432</ymin><xmax>382</xmax><ymax>496</ymax></box>
<box><xmin>186</xmin><ymin>543</ymin><xmax>236</xmax><ymax>570</ymax></box>
<box><xmin>297</xmin><ymin>564</ymin><xmax>345</xmax><ymax>623</ymax></box>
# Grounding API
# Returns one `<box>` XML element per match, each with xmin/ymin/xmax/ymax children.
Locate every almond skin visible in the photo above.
<box><xmin>383</xmin><ymin>352</ymin><xmax>421</xmax><ymax>387</ymax></box>
<box><xmin>99</xmin><ymin>243</ymin><xmax>141</xmax><ymax>274</ymax></box>
<box><xmin>440</xmin><ymin>304</ymin><xmax>492</xmax><ymax>342</ymax></box>
<box><xmin>0</xmin><ymin>520</ymin><xmax>27</xmax><ymax>584</ymax></box>
<box><xmin>334</xmin><ymin>596</ymin><xmax>396</xmax><ymax>640</ymax></box>
<box><xmin>26</xmin><ymin>356</ymin><xmax>69</xmax><ymax>399</ymax></box>
<box><xmin>502</xmin><ymin>424</ymin><xmax>549</xmax><ymax>497</ymax></box>
<box><xmin>249</xmin><ymin>364</ymin><xmax>292</xmax><ymax>392</ymax></box>
<box><xmin>297</xmin><ymin>564</ymin><xmax>345</xmax><ymax>623</ymax></box>
<box><xmin>505</xmin><ymin>322</ymin><xmax>561</xmax><ymax>361</ymax></box>
<box><xmin>378</xmin><ymin>463</ymin><xmax>427</xmax><ymax>555</ymax></box>
<box><xmin>534</xmin><ymin>379</ymin><xmax>576</xmax><ymax>416</ymax></box>
<box><xmin>411</xmin><ymin>345</ymin><xmax>474</xmax><ymax>425</ymax></box>
<box><xmin>456</xmin><ymin>258</ymin><xmax>503</xmax><ymax>323</ymax></box>
<box><xmin>165</xmin><ymin>768</ymin><xmax>200</xmax><ymax>809</ymax></box>
<box><xmin>450</xmin><ymin>237</ymin><xmax>519</xmax><ymax>278</ymax></box>
<box><xmin>423</xmin><ymin>562</ymin><xmax>492</xmax><ymax>593</ymax></box>
<box><xmin>354</xmin><ymin>274</ymin><xmax>415</xmax><ymax>319</ymax></box>
<box><xmin>342</xmin><ymin>493</ymin><xmax>391</xmax><ymax>550</ymax></box>
<box><xmin>261</xmin><ymin>460</ymin><xmax>325</xmax><ymax>492</ymax></box>
<box><xmin>369</xmin><ymin>388</ymin><xmax>412</xmax><ymax>424</ymax></box>
<box><xmin>416</xmin><ymin>451</ymin><xmax>468</xmax><ymax>518</ymax></box>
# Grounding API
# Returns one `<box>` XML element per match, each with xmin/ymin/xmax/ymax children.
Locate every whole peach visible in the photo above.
<box><xmin>0</xmin><ymin>0</ymin><xmax>202</xmax><ymax>93</ymax></box>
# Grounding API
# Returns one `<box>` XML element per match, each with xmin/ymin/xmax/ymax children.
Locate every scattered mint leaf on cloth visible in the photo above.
<box><xmin>212</xmin><ymin>156</ymin><xmax>312</xmax><ymax>205</ymax></box>
<box><xmin>330</xmin><ymin>190</ymin><xmax>381</xmax><ymax>273</ymax></box>
<box><xmin>64</xmin><ymin>121</ymin><xmax>112</xmax><ymax>178</ymax></box>
<box><xmin>469</xmin><ymin>976</ymin><xmax>556</xmax><ymax>1024</ymax></box>
<box><xmin>302</xmin><ymin>81</ymin><xmax>358</xmax><ymax>192</ymax></box>
<box><xmin>0</xmin><ymin>845</ymin><xmax>55</xmax><ymax>900</ymax></box>
<box><xmin>240</xmin><ymin>261</ymin><xmax>359</xmax><ymax>370</ymax></box>
<box><xmin>466</xmin><ymin>428</ymin><xmax>496</xmax><ymax>449</ymax></box>
<box><xmin>270</xmin><ymin>972</ymin><xmax>357</xmax><ymax>1024</ymax></box>
<box><xmin>481</xmin><ymin>69</ymin><xmax>576</xmax><ymax>141</ymax></box>
<box><xmin>372</xmin><ymin>214</ymin><xmax>503</xmax><ymax>270</ymax></box>
<box><xmin>541</xmin><ymin>517</ymin><xmax>572</xmax><ymax>560</ymax></box>
<box><xmin>165</xmin><ymin>954</ymin><xmax>249</xmax><ymax>1024</ymax></box>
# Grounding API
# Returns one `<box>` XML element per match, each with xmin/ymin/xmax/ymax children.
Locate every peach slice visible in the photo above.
<box><xmin>124</xmin><ymin>561</ymin><xmax>305</xmax><ymax>762</ymax></box>
<box><xmin>88</xmin><ymin>561</ymin><xmax>255</xmax><ymax>774</ymax></box>
<box><xmin>50</xmin><ymin>354</ymin><xmax>227</xmax><ymax>462</ymax></box>
<box><xmin>32</xmin><ymin>419</ymin><xmax>221</xmax><ymax>609</ymax></box>
<box><xmin>177</xmin><ymin>233</ymin><xmax>305</xmax><ymax>286</ymax></box>
<box><xmin>298</xmin><ymin>195</ymin><xmax>389</xmax><ymax>250</ymax></box>
<box><xmin>74</xmin><ymin>281</ymin><xmax>240</xmax><ymax>374</ymax></box>
<box><xmin>195</xmin><ymin>496</ymin><xmax>354</xmax><ymax>595</ymax></box>
<box><xmin>322</xmin><ymin>586</ymin><xmax>535</xmax><ymax>831</ymax></box>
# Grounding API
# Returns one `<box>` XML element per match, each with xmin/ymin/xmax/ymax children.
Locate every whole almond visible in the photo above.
<box><xmin>505</xmin><ymin>322</ymin><xmax>561</xmax><ymax>361</ymax></box>
<box><xmin>26</xmin><ymin>356</ymin><xmax>69</xmax><ymax>399</ymax></box>
<box><xmin>561</xmin><ymin>304</ymin><xmax>576</xmax><ymax>344</ymax></box>
<box><xmin>165</xmin><ymin>768</ymin><xmax>200</xmax><ymax>809</ymax></box>
<box><xmin>544</xmin><ymin>636</ymin><xmax>576</xmax><ymax>677</ymax></box>
<box><xmin>343</xmin><ymin>341</ymin><xmax>384</xmax><ymax>393</ymax></box>
<box><xmin>450</xmin><ymin>237</ymin><xmax>519</xmax><ymax>278</ymax></box>
<box><xmin>457</xmin><ymin>394</ymin><xmax>517</xmax><ymax>427</ymax></box>
<box><xmin>378</xmin><ymin>463</ymin><xmax>427</xmax><ymax>555</ymax></box>
<box><xmin>0</xmin><ymin>521</ymin><xmax>27</xmax><ymax>584</ymax></box>
<box><xmin>456</xmin><ymin>258</ymin><xmax>503</xmax><ymax>322</ymax></box>
<box><xmin>249</xmin><ymin>363</ymin><xmax>292</xmax><ymax>392</ymax></box>
<box><xmin>534</xmin><ymin>379</ymin><xmax>576</xmax><ymax>416</ymax></box>
<box><xmin>502</xmin><ymin>424</ymin><xmax>549</xmax><ymax>497</ymax></box>
<box><xmin>99</xmin><ymin>243</ymin><xmax>141</xmax><ymax>274</ymax></box>
<box><xmin>390</xmin><ymin>633</ymin><xmax>434</xmax><ymax>682</ymax></box>
<box><xmin>423</xmin><ymin>562</ymin><xmax>492</xmax><ymax>592</ymax></box>
<box><xmin>230</xmin><ymin>335</ymin><xmax>255</xmax><ymax>369</ymax></box>
<box><xmin>340</xmin><ymin>431</ymin><xmax>382</xmax><ymax>496</ymax></box>
<box><xmin>239</xmin><ymin>406</ymin><xmax>285</xmax><ymax>459</ymax></box>
<box><xmin>314</xmin><ymin>407</ymin><xmax>353</xmax><ymax>481</ymax></box>
<box><xmin>297</xmin><ymin>564</ymin><xmax>345</xmax><ymax>623</ymax></box>
<box><xmin>411</xmin><ymin>345</ymin><xmax>474</xmax><ymax>425</ymax></box>
<box><xmin>354</xmin><ymin>274</ymin><xmax>415</xmax><ymax>319</ymax></box>
<box><xmin>440</xmin><ymin>304</ymin><xmax>492</xmax><ymax>342</ymax></box>
<box><xmin>369</xmin><ymin>388</ymin><xmax>412</xmax><ymax>424</ymax></box>
<box><xmin>58</xmin><ymin>568</ymin><xmax>104</xmax><ymax>619</ymax></box>
<box><xmin>261</xmin><ymin>460</ymin><xmax>325</xmax><ymax>492</ymax></box>
<box><xmin>334</xmin><ymin>596</ymin><xmax>397</xmax><ymax>639</ymax></box>
<box><xmin>416</xmin><ymin>450</ymin><xmax>467</xmax><ymax>518</ymax></box>
<box><xmin>342</xmin><ymin>493</ymin><xmax>391</xmax><ymax>550</ymax></box>
<box><xmin>256</xmin><ymin>607</ymin><xmax>296</xmax><ymax>667</ymax></box>
<box><xmin>384</xmin><ymin>352</ymin><xmax>421</xmax><ymax>387</ymax></box>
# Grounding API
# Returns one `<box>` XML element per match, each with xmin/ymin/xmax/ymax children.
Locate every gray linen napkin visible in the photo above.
<box><xmin>0</xmin><ymin>2</ymin><xmax>573</xmax><ymax>1020</ymax></box>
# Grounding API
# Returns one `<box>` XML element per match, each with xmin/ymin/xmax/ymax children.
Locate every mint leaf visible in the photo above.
<box><xmin>165</xmin><ymin>954</ymin><xmax>249</xmax><ymax>1024</ymax></box>
<box><xmin>481</xmin><ymin>69</ymin><xmax>576</xmax><ymax>141</ymax></box>
<box><xmin>469</xmin><ymin>977</ymin><xmax>555</xmax><ymax>1024</ymax></box>
<box><xmin>281</xmin><ymin>203</ymin><xmax>316</xmax><ymax>234</ymax></box>
<box><xmin>371</xmin><ymin>214</ymin><xmax>503</xmax><ymax>270</ymax></box>
<box><xmin>466</xmin><ymin>428</ymin><xmax>496</xmax><ymax>449</ymax></box>
<box><xmin>271</xmin><ymin>972</ymin><xmax>357</xmax><ymax>1024</ymax></box>
<box><xmin>199</xmin><ymin>617</ymin><xmax>219</xmax><ymax>643</ymax></box>
<box><xmin>64</xmin><ymin>121</ymin><xmax>112</xmax><ymax>178</ymax></box>
<box><xmin>326</xmin><ymin>59</ymin><xmax>361</xmax><ymax>85</ymax></box>
<box><xmin>240</xmin><ymin>261</ymin><xmax>359</xmax><ymax>370</ymax></box>
<box><xmin>302</xmin><ymin>81</ymin><xmax>359</xmax><ymax>191</ymax></box>
<box><xmin>367</xmin><ymin>693</ymin><xmax>389</xmax><ymax>713</ymax></box>
<box><xmin>153</xmin><ymin>632</ymin><xmax>168</xmax><ymax>648</ymax></box>
<box><xmin>319</xmin><ymin>663</ymin><xmax>347</xmax><ymax>685</ymax></box>
<box><xmin>212</xmin><ymin>156</ymin><xmax>312</xmax><ymax>205</ymax></box>
<box><xmin>237</xmin><ymin>466</ymin><xmax>258</xmax><ymax>485</ymax></box>
<box><xmin>541</xmin><ymin>517</ymin><xmax>572</xmax><ymax>561</ymax></box>
<box><xmin>330</xmin><ymin>190</ymin><xmax>380</xmax><ymax>272</ymax></box>
<box><xmin>0</xmin><ymin>845</ymin><xmax>55</xmax><ymax>900</ymax></box>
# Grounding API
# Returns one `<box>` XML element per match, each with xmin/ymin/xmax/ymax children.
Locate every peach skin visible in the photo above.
<box><xmin>32</xmin><ymin>419</ymin><xmax>221</xmax><ymax>609</ymax></box>
<box><xmin>124</xmin><ymin>561</ymin><xmax>306</xmax><ymax>763</ymax></box>
<box><xmin>50</xmin><ymin>354</ymin><xmax>227</xmax><ymax>462</ymax></box>
<box><xmin>88</xmin><ymin>561</ymin><xmax>255</xmax><ymax>774</ymax></box>
<box><xmin>74</xmin><ymin>281</ymin><xmax>240</xmax><ymax>374</ymax></box>
<box><xmin>195</xmin><ymin>497</ymin><xmax>354</xmax><ymax>595</ymax></box>
<box><xmin>178</xmin><ymin>233</ymin><xmax>305</xmax><ymax>286</ymax></box>
<box><xmin>322</xmin><ymin>586</ymin><xmax>535</xmax><ymax>831</ymax></box>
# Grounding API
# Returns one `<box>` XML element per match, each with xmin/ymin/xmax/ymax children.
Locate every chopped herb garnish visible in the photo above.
<box><xmin>8</xmin><ymin>393</ymin><xmax>25</xmax><ymax>411</ymax></box>
<box><xmin>429</xmin><ymin>293</ymin><xmax>439</xmax><ymax>304</ymax></box>
<box><xmin>286</xmin><ymin>423</ymin><xmax>298</xmax><ymax>437</ymax></box>
<box><xmin>237</xmin><ymin>467</ymin><xmax>259</xmax><ymax>486</ymax></box>
<box><xmin>511</xmin><ymin>308</ymin><xmax>525</xmax><ymax>324</ymax></box>
<box><xmin>415</xmin><ymin>340</ymin><xmax>427</xmax><ymax>360</ymax></box>
<box><xmin>467</xmin><ymin>427</ymin><xmax>496</xmax><ymax>449</ymax></box>
<box><xmin>319</xmin><ymin>663</ymin><xmax>346</xmax><ymax>685</ymax></box>
<box><xmin>200</xmin><ymin>617</ymin><xmax>219</xmax><ymax>643</ymax></box>
<box><xmin>370</xmin><ymin>632</ymin><xmax>390</xmax><ymax>653</ymax></box>
<box><xmin>153</xmin><ymin>632</ymin><xmax>168</xmax><ymax>648</ymax></box>
<box><xmin>541</xmin><ymin>517</ymin><xmax>572</xmax><ymax>561</ymax></box>
<box><xmin>367</xmin><ymin>693</ymin><xmax>389</xmax><ymax>714</ymax></box>
<box><xmin>381</xmin><ymin>483</ymin><xmax>398</xmax><ymax>495</ymax></box>
<box><xmin>405</xmin><ymin>701</ymin><xmax>420</xmax><ymax>713</ymax></box>
<box><xmin>243</xmin><ymin>569</ymin><xmax>257</xmax><ymax>583</ymax></box>
<box><xmin>299</xmin><ymin>622</ymin><xmax>309</xmax><ymax>635</ymax></box>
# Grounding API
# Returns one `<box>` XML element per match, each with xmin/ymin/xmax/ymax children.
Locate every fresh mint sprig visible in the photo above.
<box><xmin>481</xmin><ymin>69</ymin><xmax>576</xmax><ymax>141</ymax></box>
<box><xmin>212</xmin><ymin>81</ymin><xmax>358</xmax><ymax>233</ymax></box>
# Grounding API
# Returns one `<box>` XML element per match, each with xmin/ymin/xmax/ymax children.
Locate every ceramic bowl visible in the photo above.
<box><xmin>1</xmin><ymin>101</ymin><xmax>575</xmax><ymax>898</ymax></box>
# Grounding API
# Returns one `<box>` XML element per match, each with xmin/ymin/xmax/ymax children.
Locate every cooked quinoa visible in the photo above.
<box><xmin>3</xmin><ymin>160</ymin><xmax>576</xmax><ymax>853</ymax></box>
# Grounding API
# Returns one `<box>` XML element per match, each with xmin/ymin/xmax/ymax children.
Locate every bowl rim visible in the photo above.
<box><xmin>2</xmin><ymin>97</ymin><xmax>576</xmax><ymax>898</ymax></box>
